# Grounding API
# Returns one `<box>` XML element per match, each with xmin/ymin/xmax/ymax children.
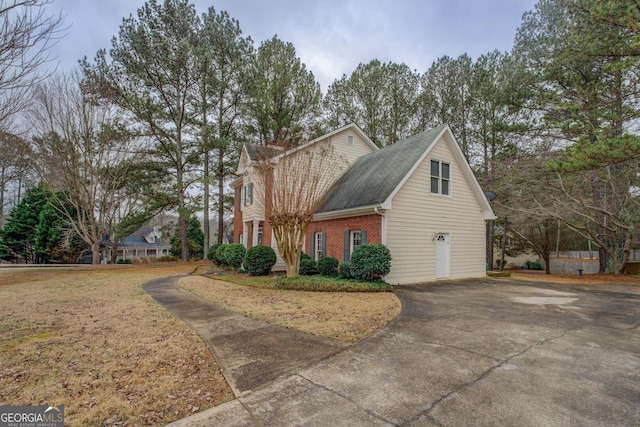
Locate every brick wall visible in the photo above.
<box><xmin>233</xmin><ymin>186</ymin><xmax>242</xmax><ymax>243</ymax></box>
<box><xmin>306</xmin><ymin>214</ymin><xmax>382</xmax><ymax>261</ymax></box>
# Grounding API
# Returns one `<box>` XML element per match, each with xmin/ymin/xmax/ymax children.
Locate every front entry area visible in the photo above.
<box><xmin>435</xmin><ymin>233</ymin><xmax>450</xmax><ymax>279</ymax></box>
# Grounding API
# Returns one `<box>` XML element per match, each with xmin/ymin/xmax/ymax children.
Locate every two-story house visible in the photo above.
<box><xmin>232</xmin><ymin>123</ymin><xmax>495</xmax><ymax>284</ymax></box>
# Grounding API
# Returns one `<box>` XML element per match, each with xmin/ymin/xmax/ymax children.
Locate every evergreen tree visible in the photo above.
<box><xmin>170</xmin><ymin>215</ymin><xmax>204</xmax><ymax>259</ymax></box>
<box><xmin>82</xmin><ymin>0</ymin><xmax>202</xmax><ymax>261</ymax></box>
<box><xmin>0</xmin><ymin>187</ymin><xmax>47</xmax><ymax>263</ymax></box>
<box><xmin>195</xmin><ymin>7</ymin><xmax>253</xmax><ymax>247</ymax></box>
<box><xmin>512</xmin><ymin>0</ymin><xmax>640</xmax><ymax>273</ymax></box>
<box><xmin>244</xmin><ymin>36</ymin><xmax>323</xmax><ymax>146</ymax></box>
<box><xmin>325</xmin><ymin>59</ymin><xmax>419</xmax><ymax>148</ymax></box>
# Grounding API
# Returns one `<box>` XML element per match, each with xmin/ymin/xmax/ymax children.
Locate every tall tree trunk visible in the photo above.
<box><xmin>591</xmin><ymin>173</ymin><xmax>607</xmax><ymax>273</ymax></box>
<box><xmin>176</xmin><ymin>138</ymin><xmax>188</xmax><ymax>261</ymax></box>
<box><xmin>543</xmin><ymin>252</ymin><xmax>551</xmax><ymax>274</ymax></box>
<box><xmin>217</xmin><ymin>148</ymin><xmax>225</xmax><ymax>244</ymax></box>
<box><xmin>486</xmin><ymin>220</ymin><xmax>494</xmax><ymax>271</ymax></box>
<box><xmin>91</xmin><ymin>241</ymin><xmax>101</xmax><ymax>265</ymax></box>
<box><xmin>617</xmin><ymin>229</ymin><xmax>632</xmax><ymax>275</ymax></box>
<box><xmin>0</xmin><ymin>169</ymin><xmax>4</xmax><ymax>229</ymax></box>
<box><xmin>111</xmin><ymin>242</ymin><xmax>118</xmax><ymax>264</ymax></box>
<box><xmin>499</xmin><ymin>219</ymin><xmax>507</xmax><ymax>272</ymax></box>
<box><xmin>201</xmin><ymin>70</ymin><xmax>210</xmax><ymax>254</ymax></box>
<box><xmin>203</xmin><ymin>148</ymin><xmax>210</xmax><ymax>252</ymax></box>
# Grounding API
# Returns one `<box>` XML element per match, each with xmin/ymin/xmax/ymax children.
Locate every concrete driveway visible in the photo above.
<box><xmin>162</xmin><ymin>278</ymin><xmax>640</xmax><ymax>426</ymax></box>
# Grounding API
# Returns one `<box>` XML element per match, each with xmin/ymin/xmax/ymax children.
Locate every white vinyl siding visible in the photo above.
<box><xmin>385</xmin><ymin>137</ymin><xmax>486</xmax><ymax>284</ymax></box>
<box><xmin>241</xmin><ymin>168</ymin><xmax>264</xmax><ymax>221</ymax></box>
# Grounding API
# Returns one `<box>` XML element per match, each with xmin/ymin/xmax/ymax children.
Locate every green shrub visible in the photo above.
<box><xmin>157</xmin><ymin>255</ymin><xmax>178</xmax><ymax>262</ymax></box>
<box><xmin>339</xmin><ymin>262</ymin><xmax>352</xmax><ymax>279</ymax></box>
<box><xmin>244</xmin><ymin>245</ymin><xmax>276</xmax><ymax>276</ymax></box>
<box><xmin>224</xmin><ymin>243</ymin><xmax>246</xmax><ymax>270</ymax></box>
<box><xmin>317</xmin><ymin>256</ymin><xmax>339</xmax><ymax>276</ymax></box>
<box><xmin>207</xmin><ymin>243</ymin><xmax>222</xmax><ymax>262</ymax></box>
<box><xmin>214</xmin><ymin>244</ymin><xmax>228</xmax><ymax>265</ymax></box>
<box><xmin>299</xmin><ymin>258</ymin><xmax>318</xmax><ymax>275</ymax></box>
<box><xmin>116</xmin><ymin>258</ymin><xmax>132</xmax><ymax>264</ymax></box>
<box><xmin>350</xmin><ymin>243</ymin><xmax>391</xmax><ymax>281</ymax></box>
<box><xmin>300</xmin><ymin>252</ymin><xmax>311</xmax><ymax>260</ymax></box>
<box><xmin>526</xmin><ymin>260</ymin><xmax>543</xmax><ymax>270</ymax></box>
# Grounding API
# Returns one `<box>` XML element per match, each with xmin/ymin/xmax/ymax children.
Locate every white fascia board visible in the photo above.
<box><xmin>312</xmin><ymin>205</ymin><xmax>378</xmax><ymax>221</ymax></box>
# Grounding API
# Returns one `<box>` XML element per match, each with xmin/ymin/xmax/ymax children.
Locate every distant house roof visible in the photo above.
<box><xmin>118</xmin><ymin>227</ymin><xmax>170</xmax><ymax>248</ymax></box>
<box><xmin>316</xmin><ymin>125</ymin><xmax>447</xmax><ymax>213</ymax></box>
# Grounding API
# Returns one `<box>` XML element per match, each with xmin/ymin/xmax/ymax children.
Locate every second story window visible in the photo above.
<box><xmin>430</xmin><ymin>160</ymin><xmax>450</xmax><ymax>196</ymax></box>
<box><xmin>244</xmin><ymin>182</ymin><xmax>253</xmax><ymax>206</ymax></box>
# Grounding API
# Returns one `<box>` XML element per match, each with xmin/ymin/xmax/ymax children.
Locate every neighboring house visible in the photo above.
<box><xmin>101</xmin><ymin>226</ymin><xmax>171</xmax><ymax>263</ymax></box>
<box><xmin>232</xmin><ymin>123</ymin><xmax>496</xmax><ymax>284</ymax></box>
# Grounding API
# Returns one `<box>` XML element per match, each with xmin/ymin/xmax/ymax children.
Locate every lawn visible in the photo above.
<box><xmin>0</xmin><ymin>264</ymin><xmax>234</xmax><ymax>426</ymax></box>
<box><xmin>180</xmin><ymin>273</ymin><xmax>401</xmax><ymax>343</ymax></box>
<box><xmin>0</xmin><ymin>263</ymin><xmax>402</xmax><ymax>425</ymax></box>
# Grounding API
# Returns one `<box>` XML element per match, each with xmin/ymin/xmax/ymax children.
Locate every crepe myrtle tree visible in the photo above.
<box><xmin>254</xmin><ymin>140</ymin><xmax>346</xmax><ymax>278</ymax></box>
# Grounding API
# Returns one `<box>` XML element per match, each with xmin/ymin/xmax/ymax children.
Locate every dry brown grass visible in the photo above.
<box><xmin>0</xmin><ymin>264</ymin><xmax>234</xmax><ymax>426</ymax></box>
<box><xmin>179</xmin><ymin>275</ymin><xmax>402</xmax><ymax>343</ymax></box>
<box><xmin>511</xmin><ymin>271</ymin><xmax>640</xmax><ymax>286</ymax></box>
<box><xmin>0</xmin><ymin>263</ymin><xmax>402</xmax><ymax>426</ymax></box>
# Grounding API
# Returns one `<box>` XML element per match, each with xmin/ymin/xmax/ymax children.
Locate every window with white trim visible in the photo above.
<box><xmin>314</xmin><ymin>232</ymin><xmax>323</xmax><ymax>261</ymax></box>
<box><xmin>350</xmin><ymin>230</ymin><xmax>362</xmax><ymax>254</ymax></box>
<box><xmin>244</xmin><ymin>182</ymin><xmax>253</xmax><ymax>206</ymax></box>
<box><xmin>430</xmin><ymin>160</ymin><xmax>450</xmax><ymax>196</ymax></box>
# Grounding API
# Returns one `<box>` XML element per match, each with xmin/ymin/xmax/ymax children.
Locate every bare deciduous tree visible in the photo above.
<box><xmin>31</xmin><ymin>70</ymin><xmax>137</xmax><ymax>264</ymax></box>
<box><xmin>0</xmin><ymin>0</ymin><xmax>65</xmax><ymax>129</ymax></box>
<box><xmin>255</xmin><ymin>141</ymin><xmax>346</xmax><ymax>277</ymax></box>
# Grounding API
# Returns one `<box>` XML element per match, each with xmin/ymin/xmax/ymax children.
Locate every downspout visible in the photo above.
<box><xmin>374</xmin><ymin>205</ymin><xmax>393</xmax><ymax>284</ymax></box>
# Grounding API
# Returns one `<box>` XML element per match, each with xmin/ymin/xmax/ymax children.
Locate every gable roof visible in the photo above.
<box><xmin>316</xmin><ymin>125</ymin><xmax>447</xmax><ymax>213</ymax></box>
<box><xmin>244</xmin><ymin>144</ymin><xmax>283</xmax><ymax>161</ymax></box>
<box><xmin>237</xmin><ymin>123</ymin><xmax>378</xmax><ymax>175</ymax></box>
<box><xmin>315</xmin><ymin>125</ymin><xmax>496</xmax><ymax>220</ymax></box>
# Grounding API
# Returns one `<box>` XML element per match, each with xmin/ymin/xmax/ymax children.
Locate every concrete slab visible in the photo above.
<box><xmin>153</xmin><ymin>276</ymin><xmax>640</xmax><ymax>427</ymax></box>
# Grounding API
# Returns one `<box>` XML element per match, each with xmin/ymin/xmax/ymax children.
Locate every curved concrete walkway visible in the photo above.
<box><xmin>145</xmin><ymin>276</ymin><xmax>640</xmax><ymax>427</ymax></box>
<box><xmin>144</xmin><ymin>276</ymin><xmax>348</xmax><ymax>396</ymax></box>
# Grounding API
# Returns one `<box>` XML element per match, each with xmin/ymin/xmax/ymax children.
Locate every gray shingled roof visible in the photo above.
<box><xmin>118</xmin><ymin>227</ymin><xmax>169</xmax><ymax>248</ymax></box>
<box><xmin>316</xmin><ymin>125</ymin><xmax>447</xmax><ymax>213</ymax></box>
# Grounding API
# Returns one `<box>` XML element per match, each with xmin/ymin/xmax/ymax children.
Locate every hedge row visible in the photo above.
<box><xmin>209</xmin><ymin>243</ymin><xmax>391</xmax><ymax>282</ymax></box>
<box><xmin>209</xmin><ymin>243</ymin><xmax>276</xmax><ymax>276</ymax></box>
<box><xmin>300</xmin><ymin>244</ymin><xmax>391</xmax><ymax>282</ymax></box>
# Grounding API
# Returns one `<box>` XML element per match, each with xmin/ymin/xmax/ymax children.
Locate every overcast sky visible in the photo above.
<box><xmin>49</xmin><ymin>0</ymin><xmax>538</xmax><ymax>92</ymax></box>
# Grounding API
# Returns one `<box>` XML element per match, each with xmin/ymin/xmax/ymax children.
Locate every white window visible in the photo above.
<box><xmin>430</xmin><ymin>160</ymin><xmax>450</xmax><ymax>196</ymax></box>
<box><xmin>350</xmin><ymin>230</ymin><xmax>362</xmax><ymax>254</ymax></box>
<box><xmin>314</xmin><ymin>232</ymin><xmax>324</xmax><ymax>261</ymax></box>
<box><xmin>244</xmin><ymin>182</ymin><xmax>253</xmax><ymax>206</ymax></box>
<box><xmin>347</xmin><ymin>135</ymin><xmax>354</xmax><ymax>145</ymax></box>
